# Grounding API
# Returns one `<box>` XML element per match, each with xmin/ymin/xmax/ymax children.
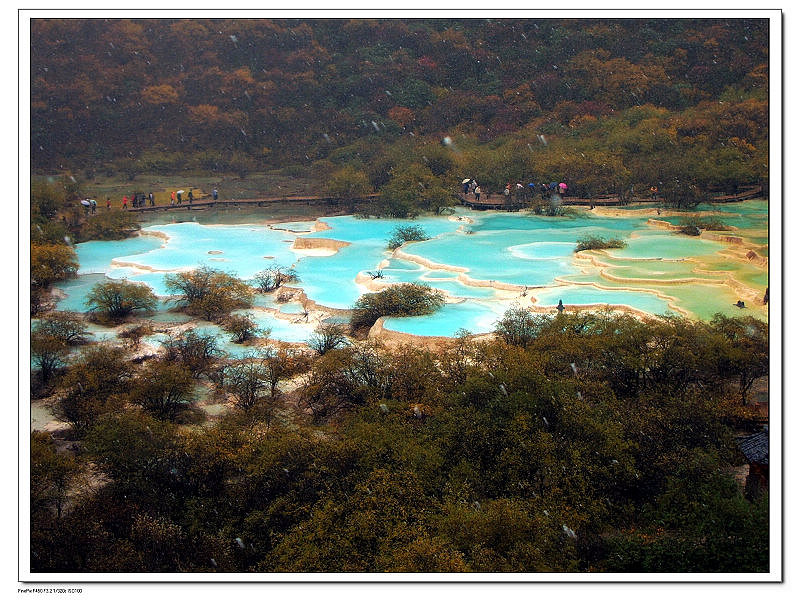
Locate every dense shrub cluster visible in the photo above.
<box><xmin>575</xmin><ymin>236</ymin><xmax>627</xmax><ymax>252</ymax></box>
<box><xmin>85</xmin><ymin>280</ymin><xmax>158</xmax><ymax>323</ymax></box>
<box><xmin>678</xmin><ymin>217</ymin><xmax>733</xmax><ymax>236</ymax></box>
<box><xmin>75</xmin><ymin>210</ymin><xmax>140</xmax><ymax>242</ymax></box>
<box><xmin>350</xmin><ymin>283</ymin><xmax>446</xmax><ymax>331</ymax></box>
<box><xmin>387</xmin><ymin>225</ymin><xmax>430</xmax><ymax>250</ymax></box>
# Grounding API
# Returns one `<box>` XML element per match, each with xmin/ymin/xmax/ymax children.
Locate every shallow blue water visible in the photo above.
<box><xmin>242</xmin><ymin>311</ymin><xmax>317</xmax><ymax>344</ymax></box>
<box><xmin>403</xmin><ymin>212</ymin><xmax>646</xmax><ymax>286</ymax></box>
<box><xmin>424</xmin><ymin>280</ymin><xmax>498</xmax><ymax>299</ymax></box>
<box><xmin>63</xmin><ymin>213</ymin><xmax>658</xmax><ymax>309</ymax></box>
<box><xmin>312</xmin><ymin>215</ymin><xmax>462</xmax><ymax>244</ymax></box>
<box><xmin>252</xmin><ymin>293</ymin><xmax>282</xmax><ymax>308</ymax></box>
<box><xmin>105</xmin><ymin>268</ymin><xmax>173</xmax><ymax>296</ymax></box>
<box><xmin>509</xmin><ymin>241</ymin><xmax>579</xmax><ymax>260</ymax></box>
<box><xmin>425</xmin><ymin>270</ymin><xmax>459</xmax><ymax>279</ymax></box>
<box><xmin>203</xmin><ymin>312</ymin><xmax>317</xmax><ymax>346</ymax></box>
<box><xmin>293</xmin><ymin>215</ymin><xmax>465</xmax><ymax>308</ymax></box>
<box><xmin>115</xmin><ymin>223</ymin><xmax>300</xmax><ymax>279</ymax></box>
<box><xmin>142</xmin><ymin>332</ymin><xmax>171</xmax><ymax>347</ymax></box>
<box><xmin>52</xmin><ymin>274</ymin><xmax>109</xmax><ymax>312</ymax></box>
<box><xmin>407</xmin><ymin>234</ymin><xmax>581</xmax><ymax>286</ymax></box>
<box><xmin>75</xmin><ymin>235</ymin><xmax>163</xmax><ymax>274</ymax></box>
<box><xmin>380</xmin><ymin>261</ymin><xmax>496</xmax><ymax>299</ymax></box>
<box><xmin>531</xmin><ymin>286</ymin><xmax>674</xmax><ymax>315</ymax></box>
<box><xmin>277</xmin><ymin>302</ymin><xmax>307</xmax><ymax>315</ymax></box>
<box><xmin>294</xmin><ymin>244</ymin><xmax>378</xmax><ymax>308</ymax></box>
<box><xmin>606</xmin><ymin>232</ymin><xmax>724</xmax><ymax>260</ymax></box>
<box><xmin>84</xmin><ymin>323</ymin><xmax>120</xmax><ymax>343</ymax></box>
<box><xmin>382</xmin><ymin>300</ymin><xmax>509</xmax><ymax>337</ymax></box>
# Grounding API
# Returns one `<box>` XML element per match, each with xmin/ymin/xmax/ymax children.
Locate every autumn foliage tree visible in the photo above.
<box><xmin>165</xmin><ymin>266</ymin><xmax>254</xmax><ymax>320</ymax></box>
<box><xmin>56</xmin><ymin>344</ymin><xmax>130</xmax><ymax>436</ymax></box>
<box><xmin>85</xmin><ymin>280</ymin><xmax>158</xmax><ymax>323</ymax></box>
<box><xmin>326</xmin><ymin>165</ymin><xmax>372</xmax><ymax>203</ymax></box>
<box><xmin>31</xmin><ymin>244</ymin><xmax>78</xmax><ymax>290</ymax></box>
<box><xmin>126</xmin><ymin>360</ymin><xmax>196</xmax><ymax>421</ymax></box>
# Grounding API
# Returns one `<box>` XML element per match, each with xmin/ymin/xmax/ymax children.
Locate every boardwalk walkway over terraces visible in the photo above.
<box><xmin>125</xmin><ymin>186</ymin><xmax>761</xmax><ymax>213</ymax></box>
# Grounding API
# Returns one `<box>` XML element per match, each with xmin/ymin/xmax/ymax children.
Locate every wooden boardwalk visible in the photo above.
<box><xmin>461</xmin><ymin>194</ymin><xmax>526</xmax><ymax>210</ymax></box>
<box><xmin>127</xmin><ymin>193</ymin><xmax>381</xmax><ymax>212</ymax></box>
<box><xmin>460</xmin><ymin>185</ymin><xmax>762</xmax><ymax>211</ymax></box>
<box><xmin>706</xmin><ymin>186</ymin><xmax>763</xmax><ymax>202</ymax></box>
<box><xmin>461</xmin><ymin>193</ymin><xmax>621</xmax><ymax>210</ymax></box>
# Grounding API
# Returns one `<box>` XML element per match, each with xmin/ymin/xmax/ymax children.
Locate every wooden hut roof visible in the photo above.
<box><xmin>737</xmin><ymin>429</ymin><xmax>769</xmax><ymax>465</ymax></box>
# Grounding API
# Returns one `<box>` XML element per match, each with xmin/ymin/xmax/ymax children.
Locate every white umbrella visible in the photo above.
<box><xmin>462</xmin><ymin>178</ymin><xmax>471</xmax><ymax>184</ymax></box>
<box><xmin>80</xmin><ymin>199</ymin><xmax>91</xmax><ymax>206</ymax></box>
<box><xmin>177</xmin><ymin>190</ymin><xmax>185</xmax><ymax>194</ymax></box>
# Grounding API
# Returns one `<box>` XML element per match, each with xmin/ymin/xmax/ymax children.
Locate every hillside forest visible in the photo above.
<box><xmin>31</xmin><ymin>18</ymin><xmax>768</xmax><ymax>210</ymax></box>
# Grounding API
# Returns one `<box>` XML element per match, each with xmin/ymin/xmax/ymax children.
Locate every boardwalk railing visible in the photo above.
<box><xmin>460</xmin><ymin>192</ymin><xmax>620</xmax><ymax>210</ymax></box>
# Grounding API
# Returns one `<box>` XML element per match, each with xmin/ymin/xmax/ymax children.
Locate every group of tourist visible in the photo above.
<box><xmin>461</xmin><ymin>178</ymin><xmax>569</xmax><ymax>202</ymax></box>
<box><xmin>116</xmin><ymin>187</ymin><xmax>220</xmax><ymax>209</ymax></box>
<box><xmin>80</xmin><ymin>198</ymin><xmax>97</xmax><ymax>214</ymax></box>
<box><xmin>463</xmin><ymin>179</ymin><xmax>482</xmax><ymax>201</ymax></box>
<box><xmin>166</xmin><ymin>188</ymin><xmax>220</xmax><ymax>206</ymax></box>
<box><xmin>122</xmin><ymin>192</ymin><xmax>155</xmax><ymax>209</ymax></box>
<box><xmin>169</xmin><ymin>189</ymin><xmax>194</xmax><ymax>205</ymax></box>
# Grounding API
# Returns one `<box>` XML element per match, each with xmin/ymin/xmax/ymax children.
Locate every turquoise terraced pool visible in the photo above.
<box><xmin>52</xmin><ymin>202</ymin><xmax>768</xmax><ymax>341</ymax></box>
